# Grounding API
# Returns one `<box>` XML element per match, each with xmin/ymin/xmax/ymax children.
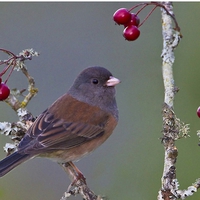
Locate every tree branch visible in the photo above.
<box><xmin>158</xmin><ymin>2</ymin><xmax>180</xmax><ymax>199</ymax></box>
<box><xmin>157</xmin><ymin>2</ymin><xmax>199</xmax><ymax>199</ymax></box>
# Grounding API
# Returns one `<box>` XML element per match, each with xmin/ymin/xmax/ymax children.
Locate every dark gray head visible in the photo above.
<box><xmin>68</xmin><ymin>66</ymin><xmax>120</xmax><ymax>119</ymax></box>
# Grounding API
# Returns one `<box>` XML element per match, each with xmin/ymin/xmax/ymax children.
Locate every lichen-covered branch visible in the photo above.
<box><xmin>2</xmin><ymin>49</ymin><xmax>39</xmax><ymax>111</ymax></box>
<box><xmin>158</xmin><ymin>2</ymin><xmax>180</xmax><ymax>199</ymax></box>
<box><xmin>158</xmin><ymin>2</ymin><xmax>199</xmax><ymax>199</ymax></box>
<box><xmin>60</xmin><ymin>162</ymin><xmax>103</xmax><ymax>200</ymax></box>
<box><xmin>0</xmin><ymin>49</ymin><xmax>38</xmax><ymax>154</ymax></box>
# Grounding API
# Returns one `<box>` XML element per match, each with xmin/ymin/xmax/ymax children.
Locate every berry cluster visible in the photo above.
<box><xmin>113</xmin><ymin>8</ymin><xmax>140</xmax><ymax>41</ymax></box>
<box><xmin>113</xmin><ymin>2</ymin><xmax>181</xmax><ymax>42</ymax></box>
<box><xmin>0</xmin><ymin>78</ymin><xmax>10</xmax><ymax>101</ymax></box>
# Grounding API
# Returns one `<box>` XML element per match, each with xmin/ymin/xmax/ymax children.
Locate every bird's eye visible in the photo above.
<box><xmin>92</xmin><ymin>78</ymin><xmax>99</xmax><ymax>84</ymax></box>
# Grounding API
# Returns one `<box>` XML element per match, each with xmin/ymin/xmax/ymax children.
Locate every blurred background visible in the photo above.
<box><xmin>0</xmin><ymin>2</ymin><xmax>200</xmax><ymax>200</ymax></box>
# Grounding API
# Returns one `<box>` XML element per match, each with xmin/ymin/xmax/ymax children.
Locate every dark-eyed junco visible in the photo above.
<box><xmin>0</xmin><ymin>66</ymin><xmax>120</xmax><ymax>178</ymax></box>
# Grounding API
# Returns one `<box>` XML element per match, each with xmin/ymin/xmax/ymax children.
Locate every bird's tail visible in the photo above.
<box><xmin>0</xmin><ymin>152</ymin><xmax>31</xmax><ymax>177</ymax></box>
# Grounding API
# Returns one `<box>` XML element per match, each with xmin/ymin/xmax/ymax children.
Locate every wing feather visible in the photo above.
<box><xmin>18</xmin><ymin>109</ymin><xmax>105</xmax><ymax>153</ymax></box>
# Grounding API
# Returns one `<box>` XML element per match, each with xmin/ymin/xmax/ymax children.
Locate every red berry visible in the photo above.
<box><xmin>197</xmin><ymin>107</ymin><xmax>200</xmax><ymax>118</ymax></box>
<box><xmin>123</xmin><ymin>25</ymin><xmax>140</xmax><ymax>41</ymax></box>
<box><xmin>0</xmin><ymin>82</ymin><xmax>10</xmax><ymax>101</ymax></box>
<box><xmin>124</xmin><ymin>13</ymin><xmax>140</xmax><ymax>27</ymax></box>
<box><xmin>113</xmin><ymin>8</ymin><xmax>131</xmax><ymax>25</ymax></box>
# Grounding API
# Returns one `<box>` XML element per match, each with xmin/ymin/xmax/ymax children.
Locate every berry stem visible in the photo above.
<box><xmin>0</xmin><ymin>60</ymin><xmax>13</xmax><ymax>77</ymax></box>
<box><xmin>4</xmin><ymin>61</ymin><xmax>16</xmax><ymax>84</ymax></box>
<box><xmin>0</xmin><ymin>48</ymin><xmax>17</xmax><ymax>58</ymax></box>
<box><xmin>128</xmin><ymin>2</ymin><xmax>147</xmax><ymax>12</ymax></box>
<box><xmin>138</xmin><ymin>5</ymin><xmax>158</xmax><ymax>28</ymax></box>
<box><xmin>128</xmin><ymin>2</ymin><xmax>181</xmax><ymax>32</ymax></box>
<box><xmin>135</xmin><ymin>4</ymin><xmax>148</xmax><ymax>16</ymax></box>
<box><xmin>0</xmin><ymin>49</ymin><xmax>17</xmax><ymax>78</ymax></box>
<box><xmin>0</xmin><ymin>49</ymin><xmax>23</xmax><ymax>83</ymax></box>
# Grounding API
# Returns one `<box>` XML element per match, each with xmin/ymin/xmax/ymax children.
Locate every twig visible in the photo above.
<box><xmin>0</xmin><ymin>49</ymin><xmax>39</xmax><ymax>111</ymax></box>
<box><xmin>0</xmin><ymin>49</ymin><xmax>39</xmax><ymax>153</ymax></box>
<box><xmin>60</xmin><ymin>162</ymin><xmax>103</xmax><ymax>200</ymax></box>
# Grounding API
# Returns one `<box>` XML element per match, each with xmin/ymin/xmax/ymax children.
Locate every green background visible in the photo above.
<box><xmin>0</xmin><ymin>2</ymin><xmax>200</xmax><ymax>200</ymax></box>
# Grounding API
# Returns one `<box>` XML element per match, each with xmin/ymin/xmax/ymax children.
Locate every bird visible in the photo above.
<box><xmin>0</xmin><ymin>66</ymin><xmax>120</xmax><ymax>179</ymax></box>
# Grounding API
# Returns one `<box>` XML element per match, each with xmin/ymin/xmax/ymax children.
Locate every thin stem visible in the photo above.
<box><xmin>0</xmin><ymin>62</ymin><xmax>12</xmax><ymax>77</ymax></box>
<box><xmin>0</xmin><ymin>48</ymin><xmax>17</xmax><ymax>58</ymax></box>
<box><xmin>0</xmin><ymin>49</ymin><xmax>19</xmax><ymax>78</ymax></box>
<box><xmin>4</xmin><ymin>61</ymin><xmax>16</xmax><ymax>84</ymax></box>
<box><xmin>138</xmin><ymin>5</ymin><xmax>158</xmax><ymax>28</ymax></box>
<box><xmin>128</xmin><ymin>3</ymin><xmax>146</xmax><ymax>12</ymax></box>
<box><xmin>135</xmin><ymin>4</ymin><xmax>148</xmax><ymax>16</ymax></box>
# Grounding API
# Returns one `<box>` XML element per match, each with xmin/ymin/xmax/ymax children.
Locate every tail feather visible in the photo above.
<box><xmin>0</xmin><ymin>152</ymin><xmax>31</xmax><ymax>177</ymax></box>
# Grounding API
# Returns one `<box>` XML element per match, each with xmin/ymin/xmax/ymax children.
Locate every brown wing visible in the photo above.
<box><xmin>18</xmin><ymin>95</ymin><xmax>109</xmax><ymax>154</ymax></box>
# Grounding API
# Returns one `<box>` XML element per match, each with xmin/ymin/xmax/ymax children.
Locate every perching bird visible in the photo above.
<box><xmin>0</xmin><ymin>66</ymin><xmax>120</xmax><ymax>178</ymax></box>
